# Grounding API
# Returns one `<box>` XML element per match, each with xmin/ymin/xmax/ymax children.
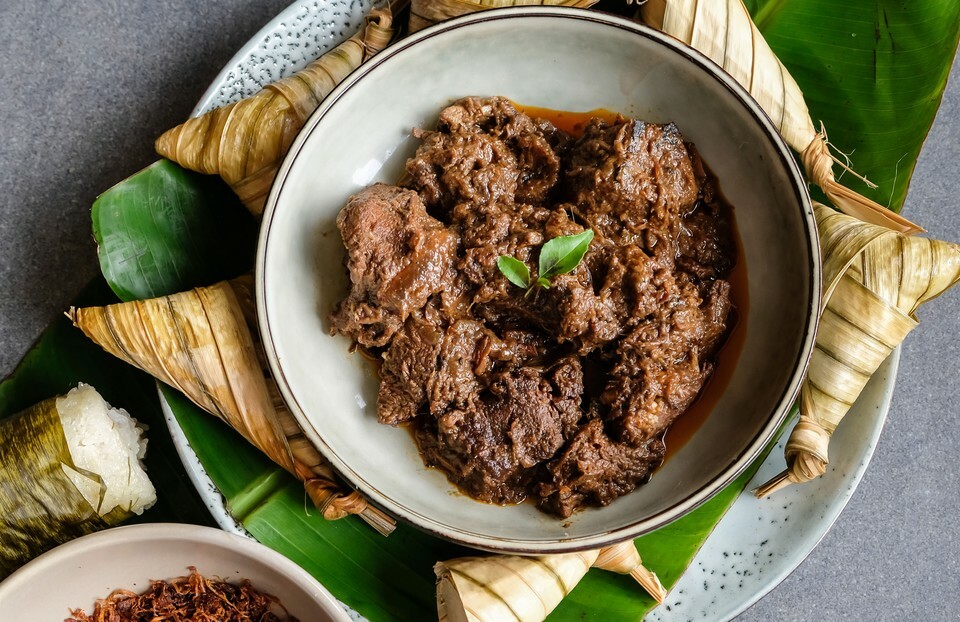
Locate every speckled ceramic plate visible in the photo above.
<box><xmin>160</xmin><ymin>0</ymin><xmax>899</xmax><ymax>618</ymax></box>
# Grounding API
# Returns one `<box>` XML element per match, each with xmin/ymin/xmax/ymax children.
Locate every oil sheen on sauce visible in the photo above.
<box><xmin>519</xmin><ymin>103</ymin><xmax>749</xmax><ymax>463</ymax></box>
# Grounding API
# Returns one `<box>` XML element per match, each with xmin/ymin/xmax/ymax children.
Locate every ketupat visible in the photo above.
<box><xmin>69</xmin><ymin>282</ymin><xmax>292</xmax><ymax>473</ymax></box>
<box><xmin>436</xmin><ymin>550</ymin><xmax>599</xmax><ymax>622</ymax></box>
<box><xmin>435</xmin><ymin>540</ymin><xmax>665</xmax><ymax>621</ymax></box>
<box><xmin>755</xmin><ymin>204</ymin><xmax>960</xmax><ymax>496</ymax></box>
<box><xmin>68</xmin><ymin>279</ymin><xmax>394</xmax><ymax>534</ymax></box>
<box><xmin>593</xmin><ymin>542</ymin><xmax>666</xmax><ymax>603</ymax></box>
<box><xmin>639</xmin><ymin>0</ymin><xmax>923</xmax><ymax>235</ymax></box>
<box><xmin>155</xmin><ymin>5</ymin><xmax>397</xmax><ymax>215</ymax></box>
<box><xmin>408</xmin><ymin>0</ymin><xmax>598</xmax><ymax>33</ymax></box>
<box><xmin>0</xmin><ymin>384</ymin><xmax>156</xmax><ymax>578</ymax></box>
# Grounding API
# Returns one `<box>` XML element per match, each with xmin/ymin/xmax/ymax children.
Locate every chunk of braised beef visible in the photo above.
<box><xmin>403</xmin><ymin>96</ymin><xmax>564</xmax><ymax>213</ymax></box>
<box><xmin>377</xmin><ymin>312</ymin><xmax>444</xmax><ymax>426</ymax></box>
<box><xmin>329</xmin><ymin>184</ymin><xmax>458</xmax><ymax>347</ymax></box>
<box><xmin>428</xmin><ymin>319</ymin><xmax>501</xmax><ymax>414</ymax></box>
<box><xmin>600</xmin><ymin>277</ymin><xmax>732</xmax><ymax>446</ymax></box>
<box><xmin>379</xmin><ymin>314</ymin><xmax>515</xmax><ymax>425</ymax></box>
<box><xmin>416</xmin><ymin>362</ymin><xmax>580</xmax><ymax>505</ymax></box>
<box><xmin>538</xmin><ymin>419</ymin><xmax>665</xmax><ymax>518</ymax></box>
<box><xmin>565</xmin><ymin>118</ymin><xmax>700</xmax><ymax>246</ymax></box>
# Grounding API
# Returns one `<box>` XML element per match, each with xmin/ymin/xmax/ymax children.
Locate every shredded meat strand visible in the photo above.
<box><xmin>65</xmin><ymin>567</ymin><xmax>297</xmax><ymax>622</ymax></box>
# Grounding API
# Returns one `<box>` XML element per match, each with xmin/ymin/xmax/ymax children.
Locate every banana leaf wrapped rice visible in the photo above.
<box><xmin>0</xmin><ymin>384</ymin><xmax>156</xmax><ymax>577</ymax></box>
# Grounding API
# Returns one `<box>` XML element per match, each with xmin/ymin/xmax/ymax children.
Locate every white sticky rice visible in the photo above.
<box><xmin>56</xmin><ymin>384</ymin><xmax>157</xmax><ymax>517</ymax></box>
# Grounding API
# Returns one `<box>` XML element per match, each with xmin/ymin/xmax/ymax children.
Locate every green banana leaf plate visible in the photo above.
<box><xmin>2</xmin><ymin>0</ymin><xmax>955</xmax><ymax>620</ymax></box>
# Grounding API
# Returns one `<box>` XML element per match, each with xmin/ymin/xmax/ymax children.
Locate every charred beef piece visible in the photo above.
<box><xmin>329</xmin><ymin>184</ymin><xmax>458</xmax><ymax>347</ymax></box>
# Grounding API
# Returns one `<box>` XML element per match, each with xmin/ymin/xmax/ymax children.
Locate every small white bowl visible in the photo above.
<box><xmin>0</xmin><ymin>523</ymin><xmax>350</xmax><ymax>621</ymax></box>
<box><xmin>257</xmin><ymin>7</ymin><xmax>820</xmax><ymax>553</ymax></box>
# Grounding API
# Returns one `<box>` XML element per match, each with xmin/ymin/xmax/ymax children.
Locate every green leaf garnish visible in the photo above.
<box><xmin>538</xmin><ymin>230</ymin><xmax>594</xmax><ymax>281</ymax></box>
<box><xmin>497</xmin><ymin>230</ymin><xmax>593</xmax><ymax>292</ymax></box>
<box><xmin>496</xmin><ymin>255</ymin><xmax>531</xmax><ymax>288</ymax></box>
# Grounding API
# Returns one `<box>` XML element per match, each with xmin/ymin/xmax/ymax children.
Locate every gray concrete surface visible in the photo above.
<box><xmin>0</xmin><ymin>1</ymin><xmax>957</xmax><ymax>619</ymax></box>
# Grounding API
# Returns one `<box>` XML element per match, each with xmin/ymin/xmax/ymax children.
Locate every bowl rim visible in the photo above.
<box><xmin>0</xmin><ymin>523</ymin><xmax>350</xmax><ymax>620</ymax></box>
<box><xmin>256</xmin><ymin>6</ymin><xmax>821</xmax><ymax>553</ymax></box>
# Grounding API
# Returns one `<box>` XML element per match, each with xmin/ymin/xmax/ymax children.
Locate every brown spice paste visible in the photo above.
<box><xmin>66</xmin><ymin>567</ymin><xmax>296</xmax><ymax>622</ymax></box>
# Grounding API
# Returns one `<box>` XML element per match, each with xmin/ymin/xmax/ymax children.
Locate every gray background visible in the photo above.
<box><xmin>0</xmin><ymin>1</ymin><xmax>957</xmax><ymax>619</ymax></box>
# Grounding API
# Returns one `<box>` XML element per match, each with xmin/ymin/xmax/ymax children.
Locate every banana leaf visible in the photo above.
<box><xmin>168</xmin><ymin>380</ymin><xmax>787</xmax><ymax>619</ymax></box>
<box><xmin>56</xmin><ymin>1</ymin><xmax>960</xmax><ymax>620</ymax></box>
<box><xmin>743</xmin><ymin>0</ymin><xmax>960</xmax><ymax>213</ymax></box>
<box><xmin>92</xmin><ymin>159</ymin><xmax>258</xmax><ymax>301</ymax></box>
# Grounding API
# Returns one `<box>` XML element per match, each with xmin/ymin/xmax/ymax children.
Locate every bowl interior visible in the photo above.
<box><xmin>0</xmin><ymin>524</ymin><xmax>348</xmax><ymax>621</ymax></box>
<box><xmin>259</xmin><ymin>8</ymin><xmax>818</xmax><ymax>552</ymax></box>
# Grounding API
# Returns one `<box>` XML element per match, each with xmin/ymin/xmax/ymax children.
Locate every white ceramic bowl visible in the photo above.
<box><xmin>257</xmin><ymin>7</ymin><xmax>820</xmax><ymax>553</ymax></box>
<box><xmin>0</xmin><ymin>523</ymin><xmax>350</xmax><ymax>621</ymax></box>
